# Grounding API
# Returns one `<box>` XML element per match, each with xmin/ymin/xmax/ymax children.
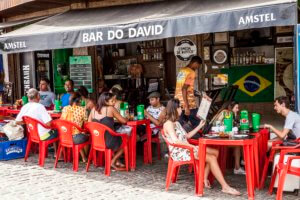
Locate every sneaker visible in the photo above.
<box><xmin>234</xmin><ymin>167</ymin><xmax>246</xmax><ymax>175</ymax></box>
<box><xmin>241</xmin><ymin>159</ymin><xmax>245</xmax><ymax>166</ymax></box>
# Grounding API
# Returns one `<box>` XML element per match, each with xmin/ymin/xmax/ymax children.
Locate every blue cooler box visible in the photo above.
<box><xmin>0</xmin><ymin>138</ymin><xmax>27</xmax><ymax>160</ymax></box>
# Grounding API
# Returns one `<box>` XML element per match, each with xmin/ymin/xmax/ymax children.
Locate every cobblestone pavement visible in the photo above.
<box><xmin>0</xmin><ymin>153</ymin><xmax>299</xmax><ymax>200</ymax></box>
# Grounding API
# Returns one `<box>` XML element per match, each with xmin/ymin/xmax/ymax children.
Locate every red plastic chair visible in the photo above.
<box><xmin>23</xmin><ymin>116</ymin><xmax>58</xmax><ymax>167</ymax></box>
<box><xmin>143</xmin><ymin>126</ymin><xmax>162</xmax><ymax>163</ymax></box>
<box><xmin>273</xmin><ymin>155</ymin><xmax>300</xmax><ymax>200</ymax></box>
<box><xmin>84</xmin><ymin>122</ymin><xmax>129</xmax><ymax>176</ymax></box>
<box><xmin>268</xmin><ymin>146</ymin><xmax>300</xmax><ymax>196</ymax></box>
<box><xmin>260</xmin><ymin>138</ymin><xmax>300</xmax><ymax>189</ymax></box>
<box><xmin>161</xmin><ymin>130</ymin><xmax>198</xmax><ymax>194</ymax></box>
<box><xmin>52</xmin><ymin>119</ymin><xmax>90</xmax><ymax>172</ymax></box>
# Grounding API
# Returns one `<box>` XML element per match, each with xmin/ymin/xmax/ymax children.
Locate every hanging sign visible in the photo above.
<box><xmin>174</xmin><ymin>39</ymin><xmax>197</xmax><ymax>61</ymax></box>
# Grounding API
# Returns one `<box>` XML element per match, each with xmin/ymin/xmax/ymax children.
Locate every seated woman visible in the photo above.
<box><xmin>60</xmin><ymin>92</ymin><xmax>89</xmax><ymax>162</ymax></box>
<box><xmin>163</xmin><ymin>99</ymin><xmax>240</xmax><ymax>196</ymax></box>
<box><xmin>212</xmin><ymin>101</ymin><xmax>245</xmax><ymax>175</ymax></box>
<box><xmin>110</xmin><ymin>87</ymin><xmax>123</xmax><ymax>112</ymax></box>
<box><xmin>88</xmin><ymin>92</ymin><xmax>128</xmax><ymax>170</ymax></box>
<box><xmin>77</xmin><ymin>86</ymin><xmax>95</xmax><ymax>113</ymax></box>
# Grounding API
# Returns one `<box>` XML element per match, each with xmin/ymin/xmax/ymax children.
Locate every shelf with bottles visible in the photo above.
<box><xmin>230</xmin><ymin>51</ymin><xmax>269</xmax><ymax>66</ymax></box>
<box><xmin>139</xmin><ymin>39</ymin><xmax>164</xmax><ymax>62</ymax></box>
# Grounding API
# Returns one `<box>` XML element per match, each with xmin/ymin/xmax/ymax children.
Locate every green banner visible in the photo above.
<box><xmin>221</xmin><ymin>64</ymin><xmax>274</xmax><ymax>102</ymax></box>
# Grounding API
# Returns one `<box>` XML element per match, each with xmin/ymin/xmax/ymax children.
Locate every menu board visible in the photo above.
<box><xmin>69</xmin><ymin>56</ymin><xmax>93</xmax><ymax>93</ymax></box>
<box><xmin>197</xmin><ymin>95</ymin><xmax>212</xmax><ymax>120</ymax></box>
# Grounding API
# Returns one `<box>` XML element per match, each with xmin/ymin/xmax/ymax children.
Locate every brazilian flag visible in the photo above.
<box><xmin>221</xmin><ymin>64</ymin><xmax>274</xmax><ymax>102</ymax></box>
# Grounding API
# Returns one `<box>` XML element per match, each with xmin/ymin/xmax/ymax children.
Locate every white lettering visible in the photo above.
<box><xmin>4</xmin><ymin>41</ymin><xmax>26</xmax><ymax>50</ymax></box>
<box><xmin>83</xmin><ymin>33</ymin><xmax>89</xmax><ymax>43</ymax></box>
<box><xmin>239</xmin><ymin>13</ymin><xmax>277</xmax><ymax>25</ymax></box>
<box><xmin>245</xmin><ymin>16</ymin><xmax>253</xmax><ymax>24</ymax></box>
<box><xmin>155</xmin><ymin>25</ymin><xmax>163</xmax><ymax>35</ymax></box>
<box><xmin>239</xmin><ymin>17</ymin><xmax>245</xmax><ymax>25</ymax></box>
<box><xmin>108</xmin><ymin>30</ymin><xmax>115</xmax><ymax>40</ymax></box>
<box><xmin>115</xmin><ymin>30</ymin><xmax>123</xmax><ymax>39</ymax></box>
<box><xmin>136</xmin><ymin>27</ymin><xmax>145</xmax><ymax>37</ymax></box>
<box><xmin>96</xmin><ymin>32</ymin><xmax>103</xmax><ymax>41</ymax></box>
<box><xmin>143</xmin><ymin>26</ymin><xmax>152</xmax><ymax>36</ymax></box>
<box><xmin>129</xmin><ymin>28</ymin><xmax>136</xmax><ymax>38</ymax></box>
<box><xmin>89</xmin><ymin>32</ymin><xmax>96</xmax><ymax>42</ymax></box>
<box><xmin>253</xmin><ymin>15</ymin><xmax>259</xmax><ymax>23</ymax></box>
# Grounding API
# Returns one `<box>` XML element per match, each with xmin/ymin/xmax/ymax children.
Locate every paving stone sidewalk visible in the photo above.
<box><xmin>0</xmin><ymin>154</ymin><xmax>298</xmax><ymax>200</ymax></box>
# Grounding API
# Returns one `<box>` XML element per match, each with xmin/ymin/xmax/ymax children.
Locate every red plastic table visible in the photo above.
<box><xmin>5</xmin><ymin>108</ymin><xmax>61</xmax><ymax>119</ymax></box>
<box><xmin>127</xmin><ymin>119</ymin><xmax>151</xmax><ymax>170</ymax></box>
<box><xmin>197</xmin><ymin>136</ymin><xmax>256</xmax><ymax>200</ymax></box>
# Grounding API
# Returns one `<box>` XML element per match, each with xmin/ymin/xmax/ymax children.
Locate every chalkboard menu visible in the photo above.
<box><xmin>69</xmin><ymin>56</ymin><xmax>93</xmax><ymax>93</ymax></box>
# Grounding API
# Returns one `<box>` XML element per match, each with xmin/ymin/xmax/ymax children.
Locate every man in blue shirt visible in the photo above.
<box><xmin>61</xmin><ymin>79</ymin><xmax>74</xmax><ymax>108</ymax></box>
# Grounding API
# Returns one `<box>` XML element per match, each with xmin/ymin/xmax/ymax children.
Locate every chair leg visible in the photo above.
<box><xmin>124</xmin><ymin>146</ymin><xmax>129</xmax><ymax>172</ymax></box>
<box><xmin>54</xmin><ymin>144</ymin><xmax>62</xmax><ymax>168</ymax></box>
<box><xmin>268</xmin><ymin>166</ymin><xmax>278</xmax><ymax>194</ymax></box>
<box><xmin>172</xmin><ymin>166</ymin><xmax>180</xmax><ymax>183</ymax></box>
<box><xmin>276</xmin><ymin>167</ymin><xmax>288</xmax><ymax>200</ymax></box>
<box><xmin>143</xmin><ymin>142</ymin><xmax>148</xmax><ymax>164</ymax></box>
<box><xmin>86</xmin><ymin>148</ymin><xmax>93</xmax><ymax>172</ymax></box>
<box><xmin>99</xmin><ymin>151</ymin><xmax>104</xmax><ymax>167</ymax></box>
<box><xmin>105</xmin><ymin>149</ymin><xmax>112</xmax><ymax>176</ymax></box>
<box><xmin>93</xmin><ymin>150</ymin><xmax>97</xmax><ymax>167</ymax></box>
<box><xmin>156</xmin><ymin>141</ymin><xmax>161</xmax><ymax>160</ymax></box>
<box><xmin>72</xmin><ymin>146</ymin><xmax>80</xmax><ymax>172</ymax></box>
<box><xmin>24</xmin><ymin>139</ymin><xmax>32</xmax><ymax>162</ymax></box>
<box><xmin>165</xmin><ymin>158</ymin><xmax>174</xmax><ymax>191</ymax></box>
<box><xmin>260</xmin><ymin>151</ymin><xmax>275</xmax><ymax>189</ymax></box>
<box><xmin>194</xmin><ymin>162</ymin><xmax>199</xmax><ymax>194</ymax></box>
<box><xmin>39</xmin><ymin>142</ymin><xmax>46</xmax><ymax>167</ymax></box>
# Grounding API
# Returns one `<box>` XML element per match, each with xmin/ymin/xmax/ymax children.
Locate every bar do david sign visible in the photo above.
<box><xmin>82</xmin><ymin>25</ymin><xmax>164</xmax><ymax>43</ymax></box>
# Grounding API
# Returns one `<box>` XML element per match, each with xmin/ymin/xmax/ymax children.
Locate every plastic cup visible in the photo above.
<box><xmin>22</xmin><ymin>96</ymin><xmax>28</xmax><ymax>105</ymax></box>
<box><xmin>54</xmin><ymin>100</ymin><xmax>62</xmax><ymax>111</ymax></box>
<box><xmin>252</xmin><ymin>113</ymin><xmax>261</xmax><ymax>132</ymax></box>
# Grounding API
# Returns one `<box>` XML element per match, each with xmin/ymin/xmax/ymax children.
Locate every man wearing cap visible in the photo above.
<box><xmin>144</xmin><ymin>92</ymin><xmax>166</xmax><ymax>134</ymax></box>
<box><xmin>16</xmin><ymin>88</ymin><xmax>58</xmax><ymax>141</ymax></box>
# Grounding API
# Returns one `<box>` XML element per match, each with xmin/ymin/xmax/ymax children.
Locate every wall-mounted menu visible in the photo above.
<box><xmin>69</xmin><ymin>56</ymin><xmax>93</xmax><ymax>93</ymax></box>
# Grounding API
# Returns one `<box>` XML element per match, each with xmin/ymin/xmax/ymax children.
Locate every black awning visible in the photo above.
<box><xmin>0</xmin><ymin>0</ymin><xmax>297</xmax><ymax>53</ymax></box>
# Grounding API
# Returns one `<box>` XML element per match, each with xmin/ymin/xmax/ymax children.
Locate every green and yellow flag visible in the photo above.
<box><xmin>221</xmin><ymin>65</ymin><xmax>274</xmax><ymax>102</ymax></box>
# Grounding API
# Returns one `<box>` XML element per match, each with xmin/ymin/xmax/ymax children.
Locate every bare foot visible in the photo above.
<box><xmin>222</xmin><ymin>186</ymin><xmax>241</xmax><ymax>196</ymax></box>
<box><xmin>204</xmin><ymin>179</ymin><xmax>211</xmax><ymax>189</ymax></box>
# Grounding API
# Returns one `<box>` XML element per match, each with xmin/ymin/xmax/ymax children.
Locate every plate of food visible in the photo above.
<box><xmin>233</xmin><ymin>134</ymin><xmax>248</xmax><ymax>138</ymax></box>
<box><xmin>205</xmin><ymin>134</ymin><xmax>219</xmax><ymax>138</ymax></box>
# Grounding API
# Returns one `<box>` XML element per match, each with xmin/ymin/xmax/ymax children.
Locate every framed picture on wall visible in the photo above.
<box><xmin>203</xmin><ymin>33</ymin><xmax>212</xmax><ymax>45</ymax></box>
<box><xmin>212</xmin><ymin>45</ymin><xmax>228</xmax><ymax>65</ymax></box>
<box><xmin>203</xmin><ymin>46</ymin><xmax>210</xmax><ymax>61</ymax></box>
<box><xmin>275</xmin><ymin>26</ymin><xmax>293</xmax><ymax>34</ymax></box>
<box><xmin>276</xmin><ymin>36</ymin><xmax>293</xmax><ymax>43</ymax></box>
<box><xmin>213</xmin><ymin>32</ymin><xmax>229</xmax><ymax>44</ymax></box>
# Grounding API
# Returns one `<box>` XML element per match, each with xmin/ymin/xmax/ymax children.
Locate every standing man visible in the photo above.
<box><xmin>61</xmin><ymin>79</ymin><xmax>75</xmax><ymax>108</ymax></box>
<box><xmin>175</xmin><ymin>56</ymin><xmax>202</xmax><ymax>129</ymax></box>
<box><xmin>39</xmin><ymin>78</ymin><xmax>55</xmax><ymax>109</ymax></box>
<box><xmin>264</xmin><ymin>96</ymin><xmax>300</xmax><ymax>149</ymax></box>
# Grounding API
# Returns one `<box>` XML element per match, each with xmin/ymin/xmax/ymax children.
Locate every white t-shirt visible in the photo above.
<box><xmin>39</xmin><ymin>91</ymin><xmax>55</xmax><ymax>107</ymax></box>
<box><xmin>16</xmin><ymin>102</ymin><xmax>52</xmax><ymax>139</ymax></box>
<box><xmin>284</xmin><ymin>111</ymin><xmax>300</xmax><ymax>139</ymax></box>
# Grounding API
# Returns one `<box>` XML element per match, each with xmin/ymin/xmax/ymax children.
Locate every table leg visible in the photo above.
<box><xmin>197</xmin><ymin>143</ymin><xmax>206</xmax><ymax>196</ymax></box>
<box><xmin>243</xmin><ymin>145</ymin><xmax>255</xmax><ymax>199</ymax></box>
<box><xmin>129</xmin><ymin>125</ymin><xmax>137</xmax><ymax>171</ymax></box>
<box><xmin>253</xmin><ymin>138</ymin><xmax>260</xmax><ymax>188</ymax></box>
<box><xmin>146</xmin><ymin>122</ymin><xmax>152</xmax><ymax>164</ymax></box>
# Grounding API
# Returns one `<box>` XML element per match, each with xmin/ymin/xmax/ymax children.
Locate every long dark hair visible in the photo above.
<box><xmin>69</xmin><ymin>92</ymin><xmax>82</xmax><ymax>105</ymax></box>
<box><xmin>96</xmin><ymin>92</ymin><xmax>114</xmax><ymax>113</ymax></box>
<box><xmin>77</xmin><ymin>86</ymin><xmax>89</xmax><ymax>98</ymax></box>
<box><xmin>223</xmin><ymin>101</ymin><xmax>239</xmax><ymax>111</ymax></box>
<box><xmin>166</xmin><ymin>98</ymin><xmax>181</xmax><ymax>122</ymax></box>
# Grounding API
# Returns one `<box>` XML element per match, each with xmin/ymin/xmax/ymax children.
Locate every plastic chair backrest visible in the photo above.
<box><xmin>23</xmin><ymin>116</ymin><xmax>49</xmax><ymax>141</ymax></box>
<box><xmin>52</xmin><ymin>119</ymin><xmax>81</xmax><ymax>146</ymax></box>
<box><xmin>161</xmin><ymin>129</ymin><xmax>172</xmax><ymax>148</ymax></box>
<box><xmin>85</xmin><ymin>122</ymin><xmax>112</xmax><ymax>150</ymax></box>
